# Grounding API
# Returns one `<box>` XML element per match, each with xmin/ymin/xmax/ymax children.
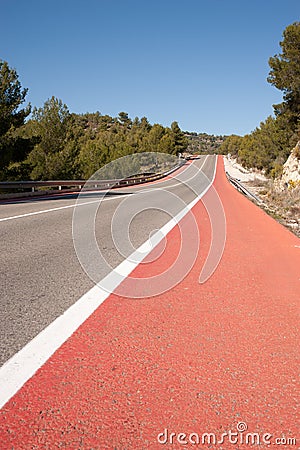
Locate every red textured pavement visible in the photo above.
<box><xmin>0</xmin><ymin>157</ymin><xmax>299</xmax><ymax>449</ymax></box>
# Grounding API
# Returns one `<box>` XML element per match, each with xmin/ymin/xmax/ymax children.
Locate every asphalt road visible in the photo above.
<box><xmin>0</xmin><ymin>155</ymin><xmax>216</xmax><ymax>365</ymax></box>
<box><xmin>1</xmin><ymin>156</ymin><xmax>298</xmax><ymax>448</ymax></box>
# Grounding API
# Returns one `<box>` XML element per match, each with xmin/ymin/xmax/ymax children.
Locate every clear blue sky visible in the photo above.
<box><xmin>1</xmin><ymin>0</ymin><xmax>299</xmax><ymax>135</ymax></box>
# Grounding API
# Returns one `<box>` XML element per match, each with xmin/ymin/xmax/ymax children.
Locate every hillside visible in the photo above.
<box><xmin>184</xmin><ymin>132</ymin><xmax>227</xmax><ymax>155</ymax></box>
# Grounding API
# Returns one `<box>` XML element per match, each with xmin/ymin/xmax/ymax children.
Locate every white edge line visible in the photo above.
<box><xmin>0</xmin><ymin>195</ymin><xmax>131</xmax><ymax>223</ymax></box>
<box><xmin>0</xmin><ymin>155</ymin><xmax>217</xmax><ymax>409</ymax></box>
<box><xmin>0</xmin><ymin>158</ymin><xmax>203</xmax><ymax>223</ymax></box>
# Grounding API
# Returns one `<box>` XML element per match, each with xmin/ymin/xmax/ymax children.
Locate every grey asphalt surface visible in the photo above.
<box><xmin>0</xmin><ymin>155</ymin><xmax>216</xmax><ymax>365</ymax></box>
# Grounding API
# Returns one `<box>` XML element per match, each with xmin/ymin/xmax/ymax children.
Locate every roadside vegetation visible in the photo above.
<box><xmin>267</xmin><ymin>184</ymin><xmax>300</xmax><ymax>233</ymax></box>
<box><xmin>0</xmin><ymin>62</ymin><xmax>188</xmax><ymax>181</ymax></box>
<box><xmin>219</xmin><ymin>22</ymin><xmax>300</xmax><ymax>178</ymax></box>
<box><xmin>184</xmin><ymin>132</ymin><xmax>227</xmax><ymax>155</ymax></box>
<box><xmin>220</xmin><ymin>22</ymin><xmax>300</xmax><ymax>235</ymax></box>
<box><xmin>242</xmin><ymin>176</ymin><xmax>300</xmax><ymax>237</ymax></box>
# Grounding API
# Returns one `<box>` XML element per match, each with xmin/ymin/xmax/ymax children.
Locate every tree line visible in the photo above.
<box><xmin>185</xmin><ymin>132</ymin><xmax>227</xmax><ymax>155</ymax></box>
<box><xmin>219</xmin><ymin>21</ymin><xmax>300</xmax><ymax>177</ymax></box>
<box><xmin>0</xmin><ymin>64</ymin><xmax>188</xmax><ymax>181</ymax></box>
<box><xmin>2</xmin><ymin>21</ymin><xmax>298</xmax><ymax>181</ymax></box>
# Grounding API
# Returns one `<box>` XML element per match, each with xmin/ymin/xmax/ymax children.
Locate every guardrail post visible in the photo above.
<box><xmin>58</xmin><ymin>186</ymin><xmax>62</xmax><ymax>191</ymax></box>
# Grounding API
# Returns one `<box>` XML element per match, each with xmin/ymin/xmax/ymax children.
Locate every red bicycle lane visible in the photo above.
<box><xmin>0</xmin><ymin>156</ymin><xmax>299</xmax><ymax>449</ymax></box>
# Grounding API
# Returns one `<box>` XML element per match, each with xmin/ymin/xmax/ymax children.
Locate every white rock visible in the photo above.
<box><xmin>281</xmin><ymin>141</ymin><xmax>300</xmax><ymax>187</ymax></box>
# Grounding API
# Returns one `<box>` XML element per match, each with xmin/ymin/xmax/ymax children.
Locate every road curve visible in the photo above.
<box><xmin>0</xmin><ymin>155</ymin><xmax>216</xmax><ymax>365</ymax></box>
<box><xmin>0</xmin><ymin>155</ymin><xmax>298</xmax><ymax>449</ymax></box>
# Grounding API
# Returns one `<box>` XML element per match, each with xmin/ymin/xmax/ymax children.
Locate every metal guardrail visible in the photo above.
<box><xmin>0</xmin><ymin>161</ymin><xmax>185</xmax><ymax>194</ymax></box>
<box><xmin>226</xmin><ymin>172</ymin><xmax>262</xmax><ymax>203</ymax></box>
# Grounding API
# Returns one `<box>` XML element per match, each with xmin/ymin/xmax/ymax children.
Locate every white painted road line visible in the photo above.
<box><xmin>0</xmin><ymin>195</ymin><xmax>130</xmax><ymax>223</ymax></box>
<box><xmin>0</xmin><ymin>158</ymin><xmax>206</xmax><ymax>223</ymax></box>
<box><xmin>0</xmin><ymin>156</ymin><xmax>216</xmax><ymax>409</ymax></box>
<box><xmin>154</xmin><ymin>155</ymin><xmax>208</xmax><ymax>190</ymax></box>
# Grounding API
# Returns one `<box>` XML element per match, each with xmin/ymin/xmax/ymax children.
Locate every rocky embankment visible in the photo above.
<box><xmin>277</xmin><ymin>141</ymin><xmax>300</xmax><ymax>189</ymax></box>
<box><xmin>224</xmin><ymin>143</ymin><xmax>300</xmax><ymax>237</ymax></box>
